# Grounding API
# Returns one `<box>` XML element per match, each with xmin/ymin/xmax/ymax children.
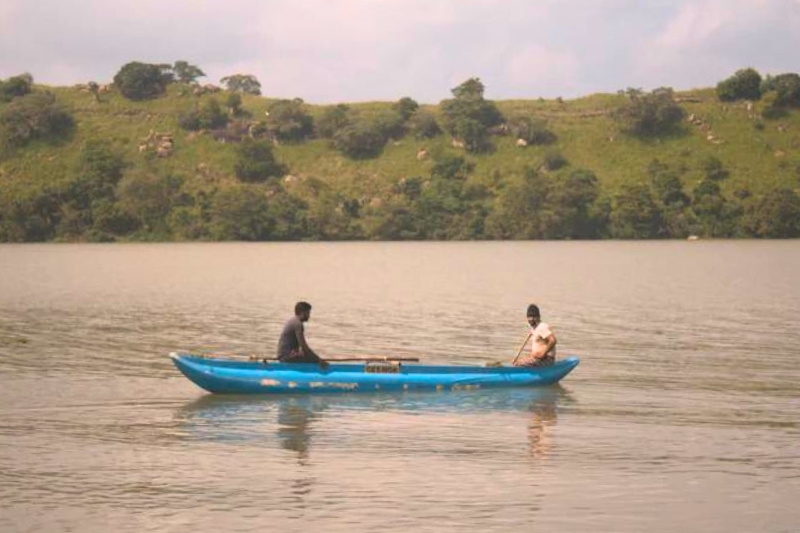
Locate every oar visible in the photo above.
<box><xmin>510</xmin><ymin>333</ymin><xmax>532</xmax><ymax>365</ymax></box>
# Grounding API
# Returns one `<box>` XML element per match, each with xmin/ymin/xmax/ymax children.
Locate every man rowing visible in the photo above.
<box><xmin>513</xmin><ymin>304</ymin><xmax>557</xmax><ymax>367</ymax></box>
<box><xmin>277</xmin><ymin>301</ymin><xmax>329</xmax><ymax>369</ymax></box>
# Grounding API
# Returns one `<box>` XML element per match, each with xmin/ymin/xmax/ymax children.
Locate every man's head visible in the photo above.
<box><xmin>526</xmin><ymin>304</ymin><xmax>541</xmax><ymax>327</ymax></box>
<box><xmin>295</xmin><ymin>301</ymin><xmax>312</xmax><ymax>322</ymax></box>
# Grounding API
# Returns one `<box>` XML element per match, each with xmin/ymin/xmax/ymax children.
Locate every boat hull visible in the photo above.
<box><xmin>170</xmin><ymin>353</ymin><xmax>580</xmax><ymax>394</ymax></box>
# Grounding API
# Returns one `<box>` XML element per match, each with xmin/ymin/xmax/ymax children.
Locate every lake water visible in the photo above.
<box><xmin>1</xmin><ymin>241</ymin><xmax>798</xmax><ymax>533</ymax></box>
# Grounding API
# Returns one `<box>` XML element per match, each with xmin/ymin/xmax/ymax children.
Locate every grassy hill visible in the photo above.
<box><xmin>1</xmin><ymin>82</ymin><xmax>799</xmax><ymax>241</ymax></box>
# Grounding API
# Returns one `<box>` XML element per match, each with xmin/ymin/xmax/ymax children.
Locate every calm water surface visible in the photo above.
<box><xmin>0</xmin><ymin>241</ymin><xmax>798</xmax><ymax>532</ymax></box>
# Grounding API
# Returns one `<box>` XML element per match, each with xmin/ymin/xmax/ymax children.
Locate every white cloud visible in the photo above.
<box><xmin>635</xmin><ymin>0</ymin><xmax>800</xmax><ymax>90</ymax></box>
<box><xmin>1</xmin><ymin>0</ymin><xmax>799</xmax><ymax>101</ymax></box>
<box><xmin>505</xmin><ymin>45</ymin><xmax>580</xmax><ymax>97</ymax></box>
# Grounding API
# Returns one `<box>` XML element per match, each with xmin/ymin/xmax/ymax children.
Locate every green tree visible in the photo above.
<box><xmin>90</xmin><ymin>200</ymin><xmax>140</xmax><ymax>238</ymax></box>
<box><xmin>485</xmin><ymin>168</ymin><xmax>553</xmax><ymax>239</ymax></box>
<box><xmin>716</xmin><ymin>68</ymin><xmax>762</xmax><ymax>101</ymax></box>
<box><xmin>549</xmin><ymin>169</ymin><xmax>604</xmax><ymax>238</ymax></box>
<box><xmin>226</xmin><ymin>93</ymin><xmax>243</xmax><ymax>116</ymax></box>
<box><xmin>332</xmin><ymin>119</ymin><xmax>387</xmax><ymax>159</ymax></box>
<box><xmin>266</xmin><ymin>98</ymin><xmax>314</xmax><ymax>142</ymax></box>
<box><xmin>451</xmin><ymin>117</ymin><xmax>493</xmax><ymax>153</ymax></box>
<box><xmin>0</xmin><ymin>187</ymin><xmax>64</xmax><ymax>242</ymax></box>
<box><xmin>234</xmin><ymin>138</ymin><xmax>287</xmax><ymax>182</ymax></box>
<box><xmin>304</xmin><ymin>185</ymin><xmax>362</xmax><ymax>240</ymax></box>
<box><xmin>267</xmin><ymin>191</ymin><xmax>308</xmax><ymax>240</ymax></box>
<box><xmin>172</xmin><ymin>60</ymin><xmax>206</xmax><ymax>84</ymax></box>
<box><xmin>431</xmin><ymin>154</ymin><xmax>474</xmax><ymax>181</ymax></box>
<box><xmin>167</xmin><ymin>206</ymin><xmax>207</xmax><ymax>240</ymax></box>
<box><xmin>0</xmin><ymin>73</ymin><xmax>33</xmax><ymax>102</ymax></box>
<box><xmin>648</xmin><ymin>160</ymin><xmax>689</xmax><ymax>207</ymax></box>
<box><xmin>440</xmin><ymin>77</ymin><xmax>503</xmax><ymax>153</ymax></box>
<box><xmin>408</xmin><ymin>110</ymin><xmax>441</xmax><ymax>139</ymax></box>
<box><xmin>362</xmin><ymin>202</ymin><xmax>420</xmax><ymax>240</ymax></box>
<box><xmin>690</xmin><ymin>179</ymin><xmax>741</xmax><ymax>237</ymax></box>
<box><xmin>316</xmin><ymin>104</ymin><xmax>350</xmax><ymax>138</ymax></box>
<box><xmin>452</xmin><ymin>78</ymin><xmax>485</xmax><ymax>100</ymax></box>
<box><xmin>768</xmin><ymin>73</ymin><xmax>800</xmax><ymax>107</ymax></box>
<box><xmin>392</xmin><ymin>97</ymin><xmax>419</xmax><ymax>121</ymax></box>
<box><xmin>701</xmin><ymin>156</ymin><xmax>730</xmax><ymax>181</ymax></box>
<box><xmin>115</xmin><ymin>172</ymin><xmax>185</xmax><ymax>236</ymax></box>
<box><xmin>509</xmin><ymin>115</ymin><xmax>556</xmax><ymax>145</ymax></box>
<box><xmin>647</xmin><ymin>159</ymin><xmax>692</xmax><ymax>237</ymax></box>
<box><xmin>55</xmin><ymin>139</ymin><xmax>128</xmax><ymax>238</ymax></box>
<box><xmin>613</xmin><ymin>87</ymin><xmax>686</xmax><ymax>137</ymax></box>
<box><xmin>209</xmin><ymin>185</ymin><xmax>272</xmax><ymax>240</ymax></box>
<box><xmin>543</xmin><ymin>149</ymin><xmax>568</xmax><ymax>171</ymax></box>
<box><xmin>113</xmin><ymin>62</ymin><xmax>172</xmax><ymax>100</ymax></box>
<box><xmin>178</xmin><ymin>98</ymin><xmax>229</xmax><ymax>130</ymax></box>
<box><xmin>373</xmin><ymin>109</ymin><xmax>406</xmax><ymax>140</ymax></box>
<box><xmin>744</xmin><ymin>188</ymin><xmax>800</xmax><ymax>237</ymax></box>
<box><xmin>609</xmin><ymin>183</ymin><xmax>663</xmax><ymax>238</ymax></box>
<box><xmin>415</xmin><ymin>156</ymin><xmax>488</xmax><ymax>239</ymax></box>
<box><xmin>220</xmin><ymin>74</ymin><xmax>261</xmax><ymax>95</ymax></box>
<box><xmin>0</xmin><ymin>92</ymin><xmax>74</xmax><ymax>151</ymax></box>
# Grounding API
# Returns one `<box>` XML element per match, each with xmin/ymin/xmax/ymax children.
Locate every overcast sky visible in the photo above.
<box><xmin>1</xmin><ymin>0</ymin><xmax>799</xmax><ymax>103</ymax></box>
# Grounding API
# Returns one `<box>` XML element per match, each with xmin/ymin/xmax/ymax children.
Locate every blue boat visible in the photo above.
<box><xmin>170</xmin><ymin>352</ymin><xmax>580</xmax><ymax>394</ymax></box>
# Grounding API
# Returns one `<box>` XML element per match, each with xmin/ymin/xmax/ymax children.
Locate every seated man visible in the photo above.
<box><xmin>277</xmin><ymin>301</ymin><xmax>328</xmax><ymax>369</ymax></box>
<box><xmin>513</xmin><ymin>304</ymin><xmax>557</xmax><ymax>367</ymax></box>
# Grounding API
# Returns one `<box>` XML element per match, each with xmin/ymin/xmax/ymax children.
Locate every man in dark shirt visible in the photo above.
<box><xmin>277</xmin><ymin>301</ymin><xmax>328</xmax><ymax>368</ymax></box>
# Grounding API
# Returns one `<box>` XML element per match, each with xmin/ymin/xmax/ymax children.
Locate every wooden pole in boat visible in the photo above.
<box><xmin>255</xmin><ymin>356</ymin><xmax>420</xmax><ymax>363</ymax></box>
<box><xmin>510</xmin><ymin>333</ymin><xmax>532</xmax><ymax>365</ymax></box>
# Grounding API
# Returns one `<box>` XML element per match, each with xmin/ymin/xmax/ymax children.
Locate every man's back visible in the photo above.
<box><xmin>277</xmin><ymin>316</ymin><xmax>302</xmax><ymax>360</ymax></box>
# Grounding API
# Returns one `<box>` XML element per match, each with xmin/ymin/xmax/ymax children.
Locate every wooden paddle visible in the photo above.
<box><xmin>510</xmin><ymin>332</ymin><xmax>532</xmax><ymax>365</ymax></box>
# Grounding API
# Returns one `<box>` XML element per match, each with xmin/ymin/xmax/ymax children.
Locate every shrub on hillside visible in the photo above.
<box><xmin>613</xmin><ymin>87</ymin><xmax>685</xmax><ymax>137</ymax></box>
<box><xmin>548</xmin><ymin>168</ymin><xmax>604</xmax><ymax>239</ymax></box>
<box><xmin>316</xmin><ymin>104</ymin><xmax>350</xmax><ymax>138</ymax></box>
<box><xmin>408</xmin><ymin>110</ymin><xmax>442</xmax><ymax>139</ymax></box>
<box><xmin>609</xmin><ymin>183</ymin><xmax>663</xmax><ymax>238</ymax></box>
<box><xmin>265</xmin><ymin>98</ymin><xmax>313</xmax><ymax>142</ymax></box>
<box><xmin>0</xmin><ymin>92</ymin><xmax>74</xmax><ymax>150</ymax></box>
<box><xmin>372</xmin><ymin>109</ymin><xmax>406</xmax><ymax>140</ymax></box>
<box><xmin>392</xmin><ymin>97</ymin><xmax>419</xmax><ymax>121</ymax></box>
<box><xmin>701</xmin><ymin>156</ymin><xmax>730</xmax><ymax>181</ymax></box>
<box><xmin>431</xmin><ymin>154</ymin><xmax>474</xmax><ymax>181</ymax></box>
<box><xmin>543</xmin><ymin>149</ymin><xmax>568</xmax><ymax>171</ymax></box>
<box><xmin>115</xmin><ymin>171</ymin><xmax>185</xmax><ymax>235</ymax></box>
<box><xmin>234</xmin><ymin>138</ymin><xmax>287</xmax><ymax>182</ymax></box>
<box><xmin>332</xmin><ymin>119</ymin><xmax>387</xmax><ymax>159</ymax></box>
<box><xmin>226</xmin><ymin>93</ymin><xmax>243</xmax><ymax>116</ymax></box>
<box><xmin>178</xmin><ymin>98</ymin><xmax>229</xmax><ymax>131</ymax></box>
<box><xmin>0</xmin><ymin>73</ymin><xmax>33</xmax><ymax>102</ymax></box>
<box><xmin>451</xmin><ymin>117</ymin><xmax>494</xmax><ymax>153</ymax></box>
<box><xmin>762</xmin><ymin>73</ymin><xmax>800</xmax><ymax>108</ymax></box>
<box><xmin>647</xmin><ymin>160</ymin><xmax>689</xmax><ymax>208</ymax></box>
<box><xmin>113</xmin><ymin>62</ymin><xmax>173</xmax><ymax>100</ymax></box>
<box><xmin>690</xmin><ymin>179</ymin><xmax>742</xmax><ymax>237</ymax></box>
<box><xmin>745</xmin><ymin>188</ymin><xmax>800</xmax><ymax>238</ymax></box>
<box><xmin>209</xmin><ymin>185</ymin><xmax>271</xmax><ymax>240</ymax></box>
<box><xmin>509</xmin><ymin>115</ymin><xmax>556</xmax><ymax>145</ymax></box>
<box><xmin>716</xmin><ymin>68</ymin><xmax>762</xmax><ymax>101</ymax></box>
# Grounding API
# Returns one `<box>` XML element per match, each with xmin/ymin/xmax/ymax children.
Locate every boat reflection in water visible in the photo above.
<box><xmin>176</xmin><ymin>386</ymin><xmax>574</xmax><ymax>462</ymax></box>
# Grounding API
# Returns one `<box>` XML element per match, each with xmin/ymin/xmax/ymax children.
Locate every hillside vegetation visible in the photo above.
<box><xmin>1</xmin><ymin>65</ymin><xmax>799</xmax><ymax>242</ymax></box>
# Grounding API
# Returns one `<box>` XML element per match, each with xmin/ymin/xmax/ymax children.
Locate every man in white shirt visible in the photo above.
<box><xmin>513</xmin><ymin>304</ymin><xmax>557</xmax><ymax>367</ymax></box>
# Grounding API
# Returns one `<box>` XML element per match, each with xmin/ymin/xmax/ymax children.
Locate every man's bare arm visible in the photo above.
<box><xmin>295</xmin><ymin>325</ymin><xmax>327</xmax><ymax>367</ymax></box>
<box><xmin>536</xmin><ymin>333</ymin><xmax>557</xmax><ymax>359</ymax></box>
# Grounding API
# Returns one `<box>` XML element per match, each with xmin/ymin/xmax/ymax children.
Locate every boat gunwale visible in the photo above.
<box><xmin>170</xmin><ymin>352</ymin><xmax>580</xmax><ymax>376</ymax></box>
